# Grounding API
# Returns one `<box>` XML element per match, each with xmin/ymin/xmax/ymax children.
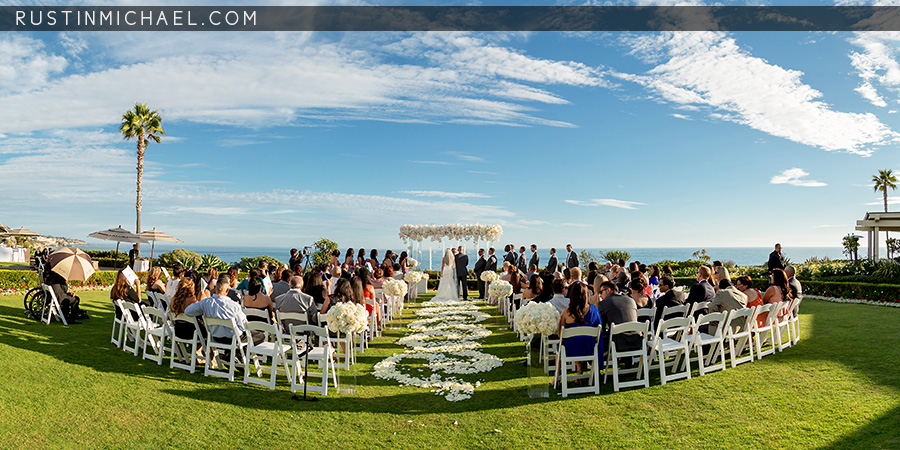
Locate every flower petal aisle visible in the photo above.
<box><xmin>373</xmin><ymin>300</ymin><xmax>504</xmax><ymax>401</ymax></box>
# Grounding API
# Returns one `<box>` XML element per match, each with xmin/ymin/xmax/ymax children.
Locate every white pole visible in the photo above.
<box><xmin>429</xmin><ymin>244</ymin><xmax>433</xmax><ymax>271</ymax></box>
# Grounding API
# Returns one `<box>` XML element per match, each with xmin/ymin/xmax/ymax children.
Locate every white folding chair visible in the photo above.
<box><xmin>788</xmin><ymin>298</ymin><xmax>802</xmax><ymax>345</ymax></box>
<box><xmin>119</xmin><ymin>301</ymin><xmax>146</xmax><ymax>356</ymax></box>
<box><xmin>752</xmin><ymin>303</ymin><xmax>778</xmax><ymax>360</ymax></box>
<box><xmin>288</xmin><ymin>324</ymin><xmax>339</xmax><ymax>396</ymax></box>
<box><xmin>168</xmin><ymin>312</ymin><xmax>202</xmax><ymax>373</ymax></box>
<box><xmin>774</xmin><ymin>301</ymin><xmax>793</xmax><ymax>352</ymax></box>
<box><xmin>510</xmin><ymin>293</ymin><xmax>523</xmax><ymax>328</ymax></box>
<box><xmin>542</xmin><ymin>334</ymin><xmax>560</xmax><ymax>375</ymax></box>
<box><xmin>689</xmin><ymin>311</ymin><xmax>728</xmax><ymax>376</ymax></box>
<box><xmin>660</xmin><ymin>303</ymin><xmax>689</xmax><ymax>322</ymax></box>
<box><xmin>604</xmin><ymin>321</ymin><xmax>650</xmax><ymax>392</ymax></box>
<box><xmin>724</xmin><ymin>307</ymin><xmax>755</xmax><ymax>368</ymax></box>
<box><xmin>39</xmin><ymin>284</ymin><xmax>67</xmax><ymax>326</ymax></box>
<box><xmin>111</xmin><ymin>299</ymin><xmax>126</xmax><ymax>348</ymax></box>
<box><xmin>636</xmin><ymin>306</ymin><xmax>657</xmax><ymax>336</ymax></box>
<box><xmin>242</xmin><ymin>307</ymin><xmax>271</xmax><ymax>324</ymax></box>
<box><xmin>554</xmin><ymin>326</ymin><xmax>602</xmax><ymax>397</ymax></box>
<box><xmin>243</xmin><ymin>321</ymin><xmax>291</xmax><ymax>390</ymax></box>
<box><xmin>203</xmin><ymin>317</ymin><xmax>246</xmax><ymax>381</ymax></box>
<box><xmin>688</xmin><ymin>301</ymin><xmax>710</xmax><ymax>319</ymax></box>
<box><xmin>141</xmin><ymin>306</ymin><xmax>169</xmax><ymax>365</ymax></box>
<box><xmin>648</xmin><ymin>316</ymin><xmax>692</xmax><ymax>385</ymax></box>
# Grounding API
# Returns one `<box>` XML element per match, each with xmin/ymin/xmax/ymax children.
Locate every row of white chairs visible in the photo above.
<box><xmin>110</xmin><ymin>300</ymin><xmax>350</xmax><ymax>395</ymax></box>
<box><xmin>546</xmin><ymin>298</ymin><xmax>801</xmax><ymax>397</ymax></box>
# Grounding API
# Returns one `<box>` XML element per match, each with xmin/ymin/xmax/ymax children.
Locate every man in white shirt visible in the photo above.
<box><xmin>185</xmin><ymin>276</ymin><xmax>263</xmax><ymax>346</ymax></box>
<box><xmin>548</xmin><ymin>279</ymin><xmax>570</xmax><ymax>315</ymax></box>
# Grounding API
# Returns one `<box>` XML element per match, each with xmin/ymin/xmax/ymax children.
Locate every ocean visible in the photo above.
<box><xmin>78</xmin><ymin>243</ymin><xmax>847</xmax><ymax>270</ymax></box>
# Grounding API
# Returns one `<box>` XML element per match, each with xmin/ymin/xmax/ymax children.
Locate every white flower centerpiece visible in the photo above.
<box><xmin>480</xmin><ymin>270</ymin><xmax>500</xmax><ymax>282</ymax></box>
<box><xmin>515</xmin><ymin>302</ymin><xmax>560</xmax><ymax>336</ymax></box>
<box><xmin>383</xmin><ymin>278</ymin><xmax>409</xmax><ymax>298</ymax></box>
<box><xmin>407</xmin><ymin>257</ymin><xmax>418</xmax><ymax>268</ymax></box>
<box><xmin>488</xmin><ymin>279</ymin><xmax>513</xmax><ymax>304</ymax></box>
<box><xmin>324</xmin><ymin>302</ymin><xmax>368</xmax><ymax>335</ymax></box>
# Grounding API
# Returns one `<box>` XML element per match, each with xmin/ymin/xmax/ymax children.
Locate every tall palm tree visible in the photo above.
<box><xmin>120</xmin><ymin>103</ymin><xmax>165</xmax><ymax>256</ymax></box>
<box><xmin>872</xmin><ymin>169</ymin><xmax>898</xmax><ymax>256</ymax></box>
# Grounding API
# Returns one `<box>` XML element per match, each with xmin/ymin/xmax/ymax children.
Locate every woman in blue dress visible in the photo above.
<box><xmin>558</xmin><ymin>283</ymin><xmax>602</xmax><ymax>376</ymax></box>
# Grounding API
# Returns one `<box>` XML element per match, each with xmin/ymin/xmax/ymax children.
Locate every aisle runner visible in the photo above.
<box><xmin>373</xmin><ymin>300</ymin><xmax>504</xmax><ymax>401</ymax></box>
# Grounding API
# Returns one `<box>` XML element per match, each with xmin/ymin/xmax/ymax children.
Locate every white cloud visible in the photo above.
<box><xmin>409</xmin><ymin>160</ymin><xmax>455</xmax><ymax>166</ymax></box>
<box><xmin>616</xmin><ymin>32</ymin><xmax>898</xmax><ymax>156</ymax></box>
<box><xmin>564</xmin><ymin>198</ymin><xmax>646</xmax><ymax>209</ymax></box>
<box><xmin>770</xmin><ymin>168</ymin><xmax>827</xmax><ymax>187</ymax></box>
<box><xmin>397</xmin><ymin>190</ymin><xmax>491</xmax><ymax>199</ymax></box>
<box><xmin>0</xmin><ymin>35</ymin><xmax>67</xmax><ymax>94</ymax></box>
<box><xmin>447</xmin><ymin>152</ymin><xmax>486</xmax><ymax>163</ymax></box>
<box><xmin>671</xmin><ymin>113</ymin><xmax>692</xmax><ymax>120</ymax></box>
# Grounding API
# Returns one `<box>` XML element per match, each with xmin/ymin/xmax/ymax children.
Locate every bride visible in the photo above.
<box><xmin>432</xmin><ymin>249</ymin><xmax>459</xmax><ymax>303</ymax></box>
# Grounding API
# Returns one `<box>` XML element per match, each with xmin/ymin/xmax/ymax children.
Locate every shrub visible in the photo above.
<box><xmin>603</xmin><ymin>250</ymin><xmax>631</xmax><ymax>264</ymax></box>
<box><xmin>238</xmin><ymin>256</ymin><xmax>284</xmax><ymax>272</ymax></box>
<box><xmin>312</xmin><ymin>238</ymin><xmax>339</xmax><ymax>267</ymax></box>
<box><xmin>198</xmin><ymin>254</ymin><xmax>229</xmax><ymax>272</ymax></box>
<box><xmin>157</xmin><ymin>249</ymin><xmax>202</xmax><ymax>269</ymax></box>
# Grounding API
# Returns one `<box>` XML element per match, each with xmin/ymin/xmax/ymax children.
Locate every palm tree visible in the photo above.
<box><xmin>120</xmin><ymin>103</ymin><xmax>165</xmax><ymax>256</ymax></box>
<box><xmin>872</xmin><ymin>169</ymin><xmax>898</xmax><ymax>256</ymax></box>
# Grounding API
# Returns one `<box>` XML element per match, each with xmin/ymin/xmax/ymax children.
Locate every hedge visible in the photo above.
<box><xmin>0</xmin><ymin>269</ymin><xmax>137</xmax><ymax>291</ymax></box>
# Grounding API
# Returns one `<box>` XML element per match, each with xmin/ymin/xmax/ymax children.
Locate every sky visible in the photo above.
<box><xmin>3</xmin><ymin>1</ymin><xmax>900</xmax><ymax>251</ymax></box>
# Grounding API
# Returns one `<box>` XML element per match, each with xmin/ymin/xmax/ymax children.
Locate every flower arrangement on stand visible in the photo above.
<box><xmin>403</xmin><ymin>271</ymin><xmax>424</xmax><ymax>299</ymax></box>
<box><xmin>407</xmin><ymin>257</ymin><xmax>418</xmax><ymax>268</ymax></box>
<box><xmin>515</xmin><ymin>302</ymin><xmax>561</xmax><ymax>336</ymax></box>
<box><xmin>324</xmin><ymin>302</ymin><xmax>369</xmax><ymax>335</ymax></box>
<box><xmin>480</xmin><ymin>270</ymin><xmax>500</xmax><ymax>305</ymax></box>
<box><xmin>488</xmin><ymin>279</ymin><xmax>513</xmax><ymax>309</ymax></box>
<box><xmin>384</xmin><ymin>278</ymin><xmax>409</xmax><ymax>298</ymax></box>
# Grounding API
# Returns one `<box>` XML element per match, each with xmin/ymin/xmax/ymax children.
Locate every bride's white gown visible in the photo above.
<box><xmin>432</xmin><ymin>250</ymin><xmax>459</xmax><ymax>303</ymax></box>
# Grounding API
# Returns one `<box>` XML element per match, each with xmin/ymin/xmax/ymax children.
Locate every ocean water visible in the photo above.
<box><xmin>78</xmin><ymin>243</ymin><xmax>846</xmax><ymax>270</ymax></box>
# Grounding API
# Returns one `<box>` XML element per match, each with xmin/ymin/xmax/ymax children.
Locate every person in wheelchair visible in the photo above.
<box><xmin>45</xmin><ymin>269</ymin><xmax>88</xmax><ymax>324</ymax></box>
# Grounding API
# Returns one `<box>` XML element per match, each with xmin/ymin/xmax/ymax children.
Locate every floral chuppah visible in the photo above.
<box><xmin>373</xmin><ymin>300</ymin><xmax>504</xmax><ymax>401</ymax></box>
<box><xmin>398</xmin><ymin>224</ymin><xmax>503</xmax><ymax>271</ymax></box>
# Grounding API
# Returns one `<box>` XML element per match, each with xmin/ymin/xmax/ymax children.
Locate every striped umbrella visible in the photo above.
<box><xmin>138</xmin><ymin>228</ymin><xmax>182</xmax><ymax>269</ymax></box>
<box><xmin>49</xmin><ymin>247</ymin><xmax>96</xmax><ymax>281</ymax></box>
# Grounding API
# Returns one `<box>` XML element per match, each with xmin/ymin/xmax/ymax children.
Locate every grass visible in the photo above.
<box><xmin>0</xmin><ymin>291</ymin><xmax>898</xmax><ymax>449</ymax></box>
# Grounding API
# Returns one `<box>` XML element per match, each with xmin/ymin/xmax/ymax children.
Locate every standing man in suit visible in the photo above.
<box><xmin>473</xmin><ymin>249</ymin><xmax>487</xmax><ymax>300</ymax></box>
<box><xmin>565</xmin><ymin>243</ymin><xmax>579</xmax><ymax>269</ymax></box>
<box><xmin>455</xmin><ymin>245</ymin><xmax>469</xmax><ymax>300</ymax></box>
<box><xmin>487</xmin><ymin>247</ymin><xmax>498</xmax><ymax>271</ymax></box>
<box><xmin>516</xmin><ymin>246</ymin><xmax>527</xmax><ymax>273</ymax></box>
<box><xmin>546</xmin><ymin>247</ymin><xmax>559</xmax><ymax>273</ymax></box>
<box><xmin>504</xmin><ymin>245</ymin><xmax>517</xmax><ymax>267</ymax></box>
<box><xmin>529</xmin><ymin>244</ymin><xmax>539</xmax><ymax>271</ymax></box>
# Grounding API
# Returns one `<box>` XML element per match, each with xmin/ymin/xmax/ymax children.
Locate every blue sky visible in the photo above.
<box><xmin>3</xmin><ymin>1</ymin><xmax>900</xmax><ymax>250</ymax></box>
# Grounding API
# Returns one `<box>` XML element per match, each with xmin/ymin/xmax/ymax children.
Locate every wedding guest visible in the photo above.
<box><xmin>169</xmin><ymin>277</ymin><xmax>198</xmax><ymax>321</ymax></box>
<box><xmin>328</xmin><ymin>249</ymin><xmax>341</xmax><ymax>272</ymax></box>
<box><xmin>653</xmin><ymin>276</ymin><xmax>685</xmax><ymax>326</ymax></box>
<box><xmin>187</xmin><ymin>276</ymin><xmax>262</xmax><ymax>347</ymax></box>
<box><xmin>597</xmin><ymin>280</ymin><xmax>641</xmax><ymax>358</ymax></box>
<box><xmin>242</xmin><ymin>276</ymin><xmax>275</xmax><ymax>323</ymax></box>
<box><xmin>201</xmin><ymin>267</ymin><xmax>218</xmax><ymax>296</ymax></box>
<box><xmin>111</xmin><ymin>269</ymin><xmax>144</xmax><ymax>320</ymax></box>
<box><xmin>345</xmin><ymin>248</ymin><xmax>356</xmax><ymax>268</ymax></box>
<box><xmin>391</xmin><ymin>264</ymin><xmax>403</xmax><ymax>280</ymax></box>
<box><xmin>225</xmin><ymin>267</ymin><xmax>241</xmax><ymax>302</ymax></box>
<box><xmin>165</xmin><ymin>266</ymin><xmax>185</xmax><ymax>300</ymax></box>
<box><xmin>46</xmin><ymin>269</ymin><xmax>86</xmax><ymax>323</ymax></box>
<box><xmin>687</xmin><ymin>266</ymin><xmax>716</xmax><ymax>305</ymax></box>
<box><xmin>368</xmin><ymin>249</ymin><xmax>379</xmax><ymax>270</ymax></box>
<box><xmin>350</xmin><ymin>276</ymin><xmax>369</xmax><ymax>313</ymax></box>
<box><xmin>629</xmin><ymin>277</ymin><xmax>652</xmax><ymax>308</ymax></box>
<box><xmin>356</xmin><ymin>267</ymin><xmax>381</xmax><ymax>322</ymax></box>
<box><xmin>510</xmin><ymin>269</ymin><xmax>526</xmax><ymax>307</ymax></box>
<box><xmin>357</xmin><ymin>248</ymin><xmax>367</xmax><ymax>268</ymax></box>
<box><xmin>258</xmin><ymin>261</ymin><xmax>273</xmax><ymax>295</ymax></box>
<box><xmin>762</xmin><ymin>268</ymin><xmax>792</xmax><ymax>322</ymax></box>
<box><xmin>563</xmin><ymin>267</ymin><xmax>572</xmax><ymax>286</ymax></box>
<box><xmin>500</xmin><ymin>262</ymin><xmax>513</xmax><ymax>282</ymax></box>
<box><xmin>330</xmin><ymin>278</ymin><xmax>354</xmax><ymax>305</ymax></box>
<box><xmin>523</xmin><ymin>274</ymin><xmax>543</xmax><ymax>302</ymax></box>
<box><xmin>591</xmin><ymin>274</ymin><xmax>609</xmax><ymax>305</ymax></box>
<box><xmin>146</xmin><ymin>266</ymin><xmax>166</xmax><ymax>296</ymax></box>
<box><xmin>273</xmin><ymin>275</ymin><xmax>317</xmax><ymax>327</ymax></box>
<box><xmin>708</xmin><ymin>278</ymin><xmax>748</xmax><ymax>334</ymax></box>
<box><xmin>305</xmin><ymin>269</ymin><xmax>331</xmax><ymax>310</ymax></box>
<box><xmin>615</xmin><ymin>271</ymin><xmax>629</xmax><ymax>293</ymax></box>
<box><xmin>557</xmin><ymin>282</ymin><xmax>601</xmax><ymax>376</ymax></box>
<box><xmin>648</xmin><ymin>265</ymin><xmax>661</xmax><ymax>289</ymax></box>
<box><xmin>328</xmin><ymin>267</ymin><xmax>342</xmax><ymax>294</ymax></box>
<box><xmin>662</xmin><ymin>265</ymin><xmax>674</xmax><ymax>277</ymax></box>
<box><xmin>549</xmin><ymin>278</ymin><xmax>570</xmax><ymax>314</ymax></box>
<box><xmin>526</xmin><ymin>263</ymin><xmax>539</xmax><ymax>282</ymax></box>
<box><xmin>384</xmin><ymin>250</ymin><xmax>394</xmax><ymax>265</ymax></box>
<box><xmin>785</xmin><ymin>265</ymin><xmax>803</xmax><ymax>302</ymax></box>
<box><xmin>271</xmin><ymin>269</ymin><xmax>292</xmax><ymax>301</ymax></box>
<box><xmin>236</xmin><ymin>268</ymin><xmax>259</xmax><ymax>293</ymax></box>
<box><xmin>371</xmin><ymin>267</ymin><xmax>386</xmax><ymax>289</ymax></box>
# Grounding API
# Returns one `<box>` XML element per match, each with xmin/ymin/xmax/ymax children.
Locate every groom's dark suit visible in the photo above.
<box><xmin>455</xmin><ymin>253</ymin><xmax>469</xmax><ymax>300</ymax></box>
<box><xmin>474</xmin><ymin>255</ymin><xmax>487</xmax><ymax>300</ymax></box>
<box><xmin>546</xmin><ymin>254</ymin><xmax>559</xmax><ymax>273</ymax></box>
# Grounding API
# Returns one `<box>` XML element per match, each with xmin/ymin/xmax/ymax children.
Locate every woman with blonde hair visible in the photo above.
<box><xmin>146</xmin><ymin>266</ymin><xmax>166</xmax><ymax>295</ymax></box>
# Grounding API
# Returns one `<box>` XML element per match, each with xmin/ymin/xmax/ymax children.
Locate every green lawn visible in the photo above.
<box><xmin>0</xmin><ymin>291</ymin><xmax>897</xmax><ymax>449</ymax></box>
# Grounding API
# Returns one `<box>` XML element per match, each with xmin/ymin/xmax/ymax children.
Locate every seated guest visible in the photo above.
<box><xmin>591</xmin><ymin>274</ymin><xmax>609</xmax><ymax>305</ymax></box>
<box><xmin>270</xmin><ymin>269</ymin><xmax>292</xmax><ymax>300</ymax></box>
<box><xmin>260</xmin><ymin>261</ymin><xmax>274</xmax><ymax>295</ymax></box>
<box><xmin>648</xmin><ymin>265</ymin><xmax>661</xmax><ymax>289</ymax></box>
<box><xmin>762</xmin><ymin>268</ymin><xmax>792</xmax><ymax>323</ymax></box>
<box><xmin>356</xmin><ymin>267</ymin><xmax>380</xmax><ymax>322</ymax></box>
<box><xmin>708</xmin><ymin>278</ymin><xmax>748</xmax><ymax>334</ymax></box>
<box><xmin>686</xmin><ymin>266</ymin><xmax>716</xmax><ymax>310</ymax></box>
<box><xmin>629</xmin><ymin>277</ymin><xmax>651</xmax><ymax>308</ymax></box>
<box><xmin>390</xmin><ymin>264</ymin><xmax>404</xmax><ymax>280</ymax></box>
<box><xmin>510</xmin><ymin>269</ymin><xmax>526</xmax><ymax>308</ymax></box>
<box><xmin>274</xmin><ymin>275</ymin><xmax>318</xmax><ymax>327</ymax></box>
<box><xmin>304</xmin><ymin>269</ymin><xmax>331</xmax><ymax>309</ymax></box>
<box><xmin>165</xmin><ymin>266</ymin><xmax>185</xmax><ymax>301</ymax></box>
<box><xmin>523</xmin><ymin>274</ymin><xmax>542</xmax><ymax>302</ymax></box>
<box><xmin>712</xmin><ymin>261</ymin><xmax>731</xmax><ymax>287</ymax></box>
<box><xmin>371</xmin><ymin>268</ymin><xmax>386</xmax><ymax>289</ymax></box>
<box><xmin>785</xmin><ymin>265</ymin><xmax>803</xmax><ymax>302</ymax></box>
<box><xmin>322</xmin><ymin>278</ymin><xmax>353</xmax><ymax>314</ymax></box>
<box><xmin>557</xmin><ymin>282</ymin><xmax>602</xmax><ymax>375</ymax></box>
<box><xmin>110</xmin><ymin>269</ymin><xmax>145</xmax><ymax>320</ymax></box>
<box><xmin>526</xmin><ymin>263</ymin><xmax>539</xmax><ymax>282</ymax></box>
<box><xmin>350</xmin><ymin>276</ymin><xmax>372</xmax><ymax>316</ymax></box>
<box><xmin>236</xmin><ymin>268</ymin><xmax>259</xmax><ymax>293</ymax></box>
<box><xmin>328</xmin><ymin>267</ymin><xmax>342</xmax><ymax>293</ymax></box>
<box><xmin>735</xmin><ymin>275</ymin><xmax>762</xmax><ymax>308</ymax></box>
<box><xmin>549</xmin><ymin>278</ymin><xmax>570</xmax><ymax>314</ymax></box>
<box><xmin>340</xmin><ymin>263</ymin><xmax>353</xmax><ymax>280</ymax></box>
<box><xmin>186</xmin><ymin>276</ymin><xmax>263</xmax><ymax>348</ymax></box>
<box><xmin>224</xmin><ymin>267</ymin><xmax>241</xmax><ymax>302</ymax></box>
<box><xmin>146</xmin><ymin>266</ymin><xmax>166</xmax><ymax>295</ymax></box>
<box><xmin>662</xmin><ymin>265</ymin><xmax>674</xmax><ymax>277</ymax></box>
<box><xmin>597</xmin><ymin>280</ymin><xmax>641</xmax><ymax>356</ymax></box>
<box><xmin>500</xmin><ymin>262</ymin><xmax>513</xmax><ymax>282</ymax></box>
<box><xmin>242</xmin><ymin>276</ymin><xmax>275</xmax><ymax>323</ymax></box>
<box><xmin>46</xmin><ymin>269</ymin><xmax>87</xmax><ymax>323</ymax></box>
<box><xmin>201</xmin><ymin>268</ymin><xmax>218</xmax><ymax>296</ymax></box>
<box><xmin>653</xmin><ymin>276</ymin><xmax>686</xmax><ymax>327</ymax></box>
<box><xmin>615</xmin><ymin>271</ymin><xmax>629</xmax><ymax>294</ymax></box>
<box><xmin>169</xmin><ymin>277</ymin><xmax>207</xmax><ymax>346</ymax></box>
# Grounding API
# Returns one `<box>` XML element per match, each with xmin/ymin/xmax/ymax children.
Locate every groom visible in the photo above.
<box><xmin>455</xmin><ymin>245</ymin><xmax>469</xmax><ymax>300</ymax></box>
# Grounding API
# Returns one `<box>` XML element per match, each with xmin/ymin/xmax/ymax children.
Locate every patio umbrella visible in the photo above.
<box><xmin>48</xmin><ymin>247</ymin><xmax>95</xmax><ymax>281</ymax></box>
<box><xmin>0</xmin><ymin>227</ymin><xmax>42</xmax><ymax>238</ymax></box>
<box><xmin>138</xmin><ymin>228</ymin><xmax>182</xmax><ymax>269</ymax></box>
<box><xmin>88</xmin><ymin>225</ymin><xmax>149</xmax><ymax>253</ymax></box>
